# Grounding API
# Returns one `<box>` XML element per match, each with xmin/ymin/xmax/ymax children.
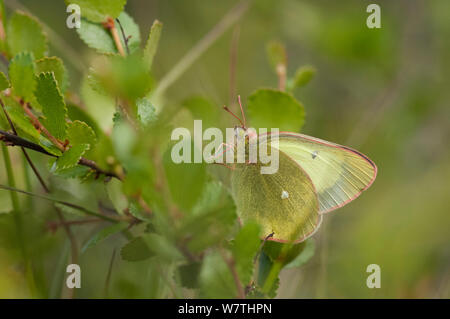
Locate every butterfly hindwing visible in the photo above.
<box><xmin>266</xmin><ymin>132</ymin><xmax>377</xmax><ymax>214</ymax></box>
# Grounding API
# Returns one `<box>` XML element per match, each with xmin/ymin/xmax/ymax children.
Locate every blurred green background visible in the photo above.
<box><xmin>0</xmin><ymin>0</ymin><xmax>449</xmax><ymax>298</ymax></box>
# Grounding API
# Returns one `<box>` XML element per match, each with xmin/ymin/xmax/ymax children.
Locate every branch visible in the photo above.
<box><xmin>0</xmin><ymin>129</ymin><xmax>121</xmax><ymax>180</ymax></box>
<box><xmin>0</xmin><ymin>129</ymin><xmax>53</xmax><ymax>155</ymax></box>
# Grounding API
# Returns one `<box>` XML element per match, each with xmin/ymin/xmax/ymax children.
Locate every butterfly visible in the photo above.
<box><xmin>221</xmin><ymin>96</ymin><xmax>377</xmax><ymax>243</ymax></box>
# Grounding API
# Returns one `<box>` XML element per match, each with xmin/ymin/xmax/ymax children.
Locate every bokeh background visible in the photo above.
<box><xmin>0</xmin><ymin>0</ymin><xmax>449</xmax><ymax>298</ymax></box>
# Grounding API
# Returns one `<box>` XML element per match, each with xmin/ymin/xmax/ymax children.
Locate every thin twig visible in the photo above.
<box><xmin>115</xmin><ymin>18</ymin><xmax>130</xmax><ymax>55</ymax></box>
<box><xmin>78</xmin><ymin>157</ymin><xmax>122</xmax><ymax>180</ymax></box>
<box><xmin>219</xmin><ymin>248</ymin><xmax>245</xmax><ymax>299</ymax></box>
<box><xmin>21</xmin><ymin>148</ymin><xmax>50</xmax><ymax>192</ymax></box>
<box><xmin>153</xmin><ymin>0</ymin><xmax>252</xmax><ymax>99</ymax></box>
<box><xmin>104</xmin><ymin>248</ymin><xmax>116</xmax><ymax>298</ymax></box>
<box><xmin>54</xmin><ymin>207</ymin><xmax>78</xmax><ymax>265</ymax></box>
<box><xmin>55</xmin><ymin>205</ymin><xmax>79</xmax><ymax>299</ymax></box>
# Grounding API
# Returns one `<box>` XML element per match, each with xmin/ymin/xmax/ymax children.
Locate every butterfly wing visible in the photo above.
<box><xmin>265</xmin><ymin>132</ymin><xmax>377</xmax><ymax>214</ymax></box>
<box><xmin>231</xmin><ymin>148</ymin><xmax>322</xmax><ymax>243</ymax></box>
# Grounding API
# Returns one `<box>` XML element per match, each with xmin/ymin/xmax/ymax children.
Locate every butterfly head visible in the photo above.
<box><xmin>234</xmin><ymin>125</ymin><xmax>257</xmax><ymax>142</ymax></box>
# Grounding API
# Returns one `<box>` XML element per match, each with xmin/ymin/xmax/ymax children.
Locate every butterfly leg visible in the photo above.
<box><xmin>208</xmin><ymin>142</ymin><xmax>235</xmax><ymax>170</ymax></box>
<box><xmin>207</xmin><ymin>142</ymin><xmax>234</xmax><ymax>162</ymax></box>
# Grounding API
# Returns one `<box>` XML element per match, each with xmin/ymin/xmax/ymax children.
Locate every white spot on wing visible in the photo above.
<box><xmin>312</xmin><ymin>150</ymin><xmax>318</xmax><ymax>159</ymax></box>
<box><xmin>281</xmin><ymin>190</ymin><xmax>289</xmax><ymax>199</ymax></box>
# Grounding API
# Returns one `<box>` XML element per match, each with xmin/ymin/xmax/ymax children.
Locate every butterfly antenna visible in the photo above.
<box><xmin>223</xmin><ymin>105</ymin><xmax>245</xmax><ymax>128</ymax></box>
<box><xmin>237</xmin><ymin>95</ymin><xmax>247</xmax><ymax>128</ymax></box>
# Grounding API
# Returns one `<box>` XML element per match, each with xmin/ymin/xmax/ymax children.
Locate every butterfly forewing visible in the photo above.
<box><xmin>266</xmin><ymin>132</ymin><xmax>377</xmax><ymax>214</ymax></box>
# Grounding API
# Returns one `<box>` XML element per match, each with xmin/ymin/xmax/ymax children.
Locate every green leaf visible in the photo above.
<box><xmin>111</xmin><ymin>120</ymin><xmax>136</xmax><ymax>165</ymax></box>
<box><xmin>82</xmin><ymin>222</ymin><xmax>129</xmax><ymax>253</ymax></box>
<box><xmin>105</xmin><ymin>178</ymin><xmax>128</xmax><ymax>215</ymax></box>
<box><xmin>0</xmin><ymin>71</ymin><xmax>10</xmax><ymax>91</ymax></box>
<box><xmin>6</xmin><ymin>11</ymin><xmax>48</xmax><ymax>59</ymax></box>
<box><xmin>199</xmin><ymin>252</ymin><xmax>237</xmax><ymax>298</ymax></box>
<box><xmin>53</xmin><ymin>144</ymin><xmax>89</xmax><ymax>171</ymax></box>
<box><xmin>266</xmin><ymin>40</ymin><xmax>287</xmax><ymax>71</ymax></box>
<box><xmin>143</xmin><ymin>20</ymin><xmax>162</xmax><ymax>69</ymax></box>
<box><xmin>163</xmin><ymin>144</ymin><xmax>207</xmax><ymax>212</ymax></box>
<box><xmin>51</xmin><ymin>165</ymin><xmax>90</xmax><ymax>179</ymax></box>
<box><xmin>142</xmin><ymin>233</ymin><xmax>184</xmax><ymax>262</ymax></box>
<box><xmin>93</xmin><ymin>54</ymin><xmax>153</xmax><ymax>101</ymax></box>
<box><xmin>66</xmin><ymin>103</ymin><xmax>102</xmax><ymax>137</ymax></box>
<box><xmin>136</xmin><ymin>97</ymin><xmax>157</xmax><ymax>126</ymax></box>
<box><xmin>36</xmin><ymin>57</ymin><xmax>69</xmax><ymax>92</ymax></box>
<box><xmin>232</xmin><ymin>222</ymin><xmax>261</xmax><ymax>285</ymax></box>
<box><xmin>120</xmin><ymin>236</ymin><xmax>154</xmax><ymax>262</ymax></box>
<box><xmin>116</xmin><ymin>12</ymin><xmax>141</xmax><ymax>54</ymax></box>
<box><xmin>77</xmin><ymin>11</ymin><xmax>140</xmax><ymax>55</ymax></box>
<box><xmin>66</xmin><ymin>0</ymin><xmax>127</xmax><ymax>23</ymax></box>
<box><xmin>285</xmin><ymin>239</ymin><xmax>315</xmax><ymax>268</ymax></box>
<box><xmin>182</xmin><ymin>181</ymin><xmax>237</xmax><ymax>252</ymax></box>
<box><xmin>35</xmin><ymin>72</ymin><xmax>68</xmax><ymax>140</ymax></box>
<box><xmin>292</xmin><ymin>65</ymin><xmax>316</xmax><ymax>89</ymax></box>
<box><xmin>128</xmin><ymin>201</ymin><xmax>151</xmax><ymax>222</ymax></box>
<box><xmin>4</xmin><ymin>105</ymin><xmax>40</xmax><ymax>142</ymax></box>
<box><xmin>67</xmin><ymin>120</ymin><xmax>97</xmax><ymax>147</ymax></box>
<box><xmin>77</xmin><ymin>18</ymin><xmax>116</xmax><ymax>54</ymax></box>
<box><xmin>247</xmin><ymin>89</ymin><xmax>305</xmax><ymax>132</ymax></box>
<box><xmin>178</xmin><ymin>261</ymin><xmax>202</xmax><ymax>289</ymax></box>
<box><xmin>39</xmin><ymin>136</ymin><xmax>63</xmax><ymax>156</ymax></box>
<box><xmin>9</xmin><ymin>52</ymin><xmax>36</xmax><ymax>102</ymax></box>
